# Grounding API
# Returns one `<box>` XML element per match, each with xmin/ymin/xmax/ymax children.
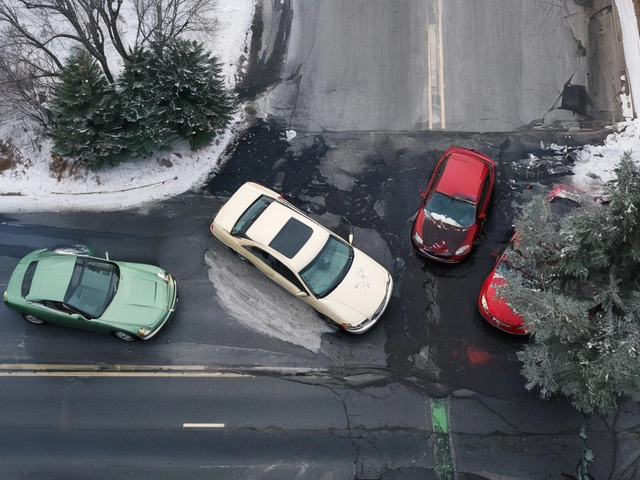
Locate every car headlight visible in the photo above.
<box><xmin>481</xmin><ymin>294</ymin><xmax>489</xmax><ymax>311</ymax></box>
<box><xmin>138</xmin><ymin>328</ymin><xmax>152</xmax><ymax>337</ymax></box>
<box><xmin>413</xmin><ymin>232</ymin><xmax>424</xmax><ymax>245</ymax></box>
<box><xmin>157</xmin><ymin>271</ymin><xmax>170</xmax><ymax>282</ymax></box>
<box><xmin>455</xmin><ymin>244</ymin><xmax>471</xmax><ymax>256</ymax></box>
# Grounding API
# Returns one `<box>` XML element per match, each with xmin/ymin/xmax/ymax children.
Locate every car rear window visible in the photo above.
<box><xmin>21</xmin><ymin>261</ymin><xmax>38</xmax><ymax>297</ymax></box>
<box><xmin>269</xmin><ymin>217</ymin><xmax>313</xmax><ymax>259</ymax></box>
<box><xmin>231</xmin><ymin>196</ymin><xmax>274</xmax><ymax>237</ymax></box>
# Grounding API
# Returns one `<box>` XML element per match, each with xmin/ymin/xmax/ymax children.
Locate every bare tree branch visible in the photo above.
<box><xmin>0</xmin><ymin>0</ymin><xmax>219</xmax><ymax>125</ymax></box>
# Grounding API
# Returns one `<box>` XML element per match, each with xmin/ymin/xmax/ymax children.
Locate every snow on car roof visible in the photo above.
<box><xmin>436</xmin><ymin>152</ymin><xmax>489</xmax><ymax>203</ymax></box>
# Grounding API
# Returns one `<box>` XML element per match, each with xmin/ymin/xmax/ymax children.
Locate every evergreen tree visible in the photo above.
<box><xmin>118</xmin><ymin>46</ymin><xmax>179</xmax><ymax>158</ymax></box>
<box><xmin>119</xmin><ymin>38</ymin><xmax>235</xmax><ymax>154</ymax></box>
<box><xmin>501</xmin><ymin>154</ymin><xmax>640</xmax><ymax>414</ymax></box>
<box><xmin>149</xmin><ymin>38</ymin><xmax>236</xmax><ymax>150</ymax></box>
<box><xmin>49</xmin><ymin>49</ymin><xmax>127</xmax><ymax>168</ymax></box>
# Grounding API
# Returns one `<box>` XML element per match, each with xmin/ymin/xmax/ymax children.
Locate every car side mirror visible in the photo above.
<box><xmin>295</xmin><ymin>291</ymin><xmax>309</xmax><ymax>298</ymax></box>
<box><xmin>478</xmin><ymin>213</ymin><xmax>486</xmax><ymax>219</ymax></box>
<box><xmin>420</xmin><ymin>190</ymin><xmax>427</xmax><ymax>199</ymax></box>
<box><xmin>343</xmin><ymin>217</ymin><xmax>354</xmax><ymax>245</ymax></box>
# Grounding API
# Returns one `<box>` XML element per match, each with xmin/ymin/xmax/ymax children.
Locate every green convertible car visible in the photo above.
<box><xmin>3</xmin><ymin>248</ymin><xmax>178</xmax><ymax>341</ymax></box>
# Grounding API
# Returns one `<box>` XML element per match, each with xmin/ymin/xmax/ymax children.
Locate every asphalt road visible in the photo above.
<box><xmin>246</xmin><ymin>0</ymin><xmax>622</xmax><ymax>132</ymax></box>
<box><xmin>0</xmin><ymin>126</ymin><xmax>614</xmax><ymax>479</ymax></box>
<box><xmin>0</xmin><ymin>0</ymin><xmax>634</xmax><ymax>478</ymax></box>
<box><xmin>0</xmin><ymin>375</ymin><xmax>432</xmax><ymax>479</ymax></box>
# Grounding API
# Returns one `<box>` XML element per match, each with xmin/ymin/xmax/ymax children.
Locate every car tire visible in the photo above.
<box><xmin>236</xmin><ymin>252</ymin><xmax>250</xmax><ymax>263</ymax></box>
<box><xmin>22</xmin><ymin>313</ymin><xmax>45</xmax><ymax>324</ymax></box>
<box><xmin>113</xmin><ymin>331</ymin><xmax>135</xmax><ymax>342</ymax></box>
<box><xmin>319</xmin><ymin>313</ymin><xmax>342</xmax><ymax>331</ymax></box>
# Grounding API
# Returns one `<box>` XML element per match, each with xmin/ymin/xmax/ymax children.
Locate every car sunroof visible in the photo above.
<box><xmin>269</xmin><ymin>217</ymin><xmax>313</xmax><ymax>258</ymax></box>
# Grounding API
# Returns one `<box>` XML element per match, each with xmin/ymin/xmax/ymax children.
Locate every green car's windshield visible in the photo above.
<box><xmin>425</xmin><ymin>192</ymin><xmax>475</xmax><ymax>227</ymax></box>
<box><xmin>300</xmin><ymin>236</ymin><xmax>353</xmax><ymax>299</ymax></box>
<box><xmin>64</xmin><ymin>257</ymin><xmax>119</xmax><ymax>319</ymax></box>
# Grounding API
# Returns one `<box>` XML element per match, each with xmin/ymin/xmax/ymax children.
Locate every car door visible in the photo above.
<box><xmin>27</xmin><ymin>300</ymin><xmax>98</xmax><ymax>332</ymax></box>
<box><xmin>246</xmin><ymin>246</ymin><xmax>308</xmax><ymax>296</ymax></box>
<box><xmin>475</xmin><ymin>173</ymin><xmax>492</xmax><ymax>239</ymax></box>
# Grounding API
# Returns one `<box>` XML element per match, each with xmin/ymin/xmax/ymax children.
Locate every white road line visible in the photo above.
<box><xmin>183</xmin><ymin>423</ymin><xmax>225</xmax><ymax>428</ymax></box>
<box><xmin>427</xmin><ymin>7</ymin><xmax>433</xmax><ymax>130</ymax></box>
<box><xmin>438</xmin><ymin>0</ymin><xmax>446</xmax><ymax>129</ymax></box>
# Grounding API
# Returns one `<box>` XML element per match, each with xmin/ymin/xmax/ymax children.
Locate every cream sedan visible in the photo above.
<box><xmin>210</xmin><ymin>182</ymin><xmax>393</xmax><ymax>333</ymax></box>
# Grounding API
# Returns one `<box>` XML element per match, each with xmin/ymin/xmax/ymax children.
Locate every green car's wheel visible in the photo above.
<box><xmin>22</xmin><ymin>313</ymin><xmax>45</xmax><ymax>324</ymax></box>
<box><xmin>113</xmin><ymin>331</ymin><xmax>135</xmax><ymax>342</ymax></box>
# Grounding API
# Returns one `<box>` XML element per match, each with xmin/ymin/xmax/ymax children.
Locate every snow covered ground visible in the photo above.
<box><xmin>0</xmin><ymin>0</ymin><xmax>255</xmax><ymax>213</ymax></box>
<box><xmin>0</xmin><ymin>0</ymin><xmax>638</xmax><ymax>214</ymax></box>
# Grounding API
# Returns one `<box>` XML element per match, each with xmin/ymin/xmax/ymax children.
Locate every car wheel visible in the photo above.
<box><xmin>236</xmin><ymin>252</ymin><xmax>250</xmax><ymax>263</ymax></box>
<box><xmin>22</xmin><ymin>313</ymin><xmax>45</xmax><ymax>324</ymax></box>
<box><xmin>113</xmin><ymin>331</ymin><xmax>135</xmax><ymax>342</ymax></box>
<box><xmin>319</xmin><ymin>313</ymin><xmax>342</xmax><ymax>331</ymax></box>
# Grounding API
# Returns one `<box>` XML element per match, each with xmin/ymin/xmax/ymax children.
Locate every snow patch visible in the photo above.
<box><xmin>430</xmin><ymin>212</ymin><xmax>462</xmax><ymax>228</ymax></box>
<box><xmin>0</xmin><ymin>0</ymin><xmax>255</xmax><ymax>213</ymax></box>
<box><xmin>205</xmin><ymin>249</ymin><xmax>332</xmax><ymax>353</ymax></box>
<box><xmin>572</xmin><ymin>119</ymin><xmax>640</xmax><ymax>196</ymax></box>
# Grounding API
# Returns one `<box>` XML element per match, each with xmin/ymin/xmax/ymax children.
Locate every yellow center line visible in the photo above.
<box><xmin>0</xmin><ymin>371</ymin><xmax>247</xmax><ymax>377</ymax></box>
<box><xmin>0</xmin><ymin>364</ymin><xmax>206</xmax><ymax>371</ymax></box>
<box><xmin>0</xmin><ymin>364</ymin><xmax>248</xmax><ymax>377</ymax></box>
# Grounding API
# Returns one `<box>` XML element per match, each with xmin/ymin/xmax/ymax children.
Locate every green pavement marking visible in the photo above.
<box><xmin>430</xmin><ymin>397</ymin><xmax>454</xmax><ymax>480</ymax></box>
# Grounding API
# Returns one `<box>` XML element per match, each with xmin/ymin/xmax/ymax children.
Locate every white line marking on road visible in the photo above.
<box><xmin>183</xmin><ymin>423</ymin><xmax>225</xmax><ymax>428</ymax></box>
<box><xmin>438</xmin><ymin>0</ymin><xmax>446</xmax><ymax>129</ymax></box>
<box><xmin>427</xmin><ymin>7</ymin><xmax>433</xmax><ymax>130</ymax></box>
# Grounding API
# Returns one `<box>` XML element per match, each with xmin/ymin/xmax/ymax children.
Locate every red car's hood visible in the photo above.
<box><xmin>482</xmin><ymin>272</ymin><xmax>525</xmax><ymax>328</ymax></box>
<box><xmin>416</xmin><ymin>211</ymin><xmax>473</xmax><ymax>255</ymax></box>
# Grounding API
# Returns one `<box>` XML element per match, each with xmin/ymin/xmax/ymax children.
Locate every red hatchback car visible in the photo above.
<box><xmin>411</xmin><ymin>147</ymin><xmax>496</xmax><ymax>262</ymax></box>
<box><xmin>477</xmin><ymin>232</ymin><xmax>528</xmax><ymax>335</ymax></box>
<box><xmin>478</xmin><ymin>185</ymin><xmax>586</xmax><ymax>335</ymax></box>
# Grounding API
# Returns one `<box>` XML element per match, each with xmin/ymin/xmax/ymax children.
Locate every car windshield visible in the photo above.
<box><xmin>64</xmin><ymin>257</ymin><xmax>119</xmax><ymax>319</ymax></box>
<box><xmin>424</xmin><ymin>192</ymin><xmax>475</xmax><ymax>227</ymax></box>
<box><xmin>496</xmin><ymin>244</ymin><xmax>537</xmax><ymax>286</ymax></box>
<box><xmin>231</xmin><ymin>196</ymin><xmax>274</xmax><ymax>237</ymax></box>
<box><xmin>300</xmin><ymin>236</ymin><xmax>354</xmax><ymax>299</ymax></box>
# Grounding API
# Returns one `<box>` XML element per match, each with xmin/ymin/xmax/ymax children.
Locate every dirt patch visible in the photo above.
<box><xmin>50</xmin><ymin>155</ymin><xmax>85</xmax><ymax>181</ymax></box>
<box><xmin>0</xmin><ymin>140</ymin><xmax>26</xmax><ymax>173</ymax></box>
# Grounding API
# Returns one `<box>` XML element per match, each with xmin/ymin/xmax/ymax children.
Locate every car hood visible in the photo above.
<box><xmin>482</xmin><ymin>272</ymin><xmax>524</xmax><ymax>328</ymax></box>
<box><xmin>101</xmin><ymin>266</ymin><xmax>171</xmax><ymax>328</ymax></box>
<box><xmin>321</xmin><ymin>250</ymin><xmax>390</xmax><ymax>323</ymax></box>
<box><xmin>417</xmin><ymin>211</ymin><xmax>472</xmax><ymax>255</ymax></box>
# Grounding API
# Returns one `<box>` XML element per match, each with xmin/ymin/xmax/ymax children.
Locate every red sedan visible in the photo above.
<box><xmin>411</xmin><ymin>147</ymin><xmax>496</xmax><ymax>262</ymax></box>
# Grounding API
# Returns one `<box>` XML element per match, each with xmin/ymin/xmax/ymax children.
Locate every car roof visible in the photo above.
<box><xmin>436</xmin><ymin>151</ymin><xmax>490</xmax><ymax>203</ymax></box>
<box><xmin>247</xmin><ymin>200</ymin><xmax>330</xmax><ymax>272</ymax></box>
<box><xmin>29</xmin><ymin>255</ymin><xmax>75</xmax><ymax>301</ymax></box>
